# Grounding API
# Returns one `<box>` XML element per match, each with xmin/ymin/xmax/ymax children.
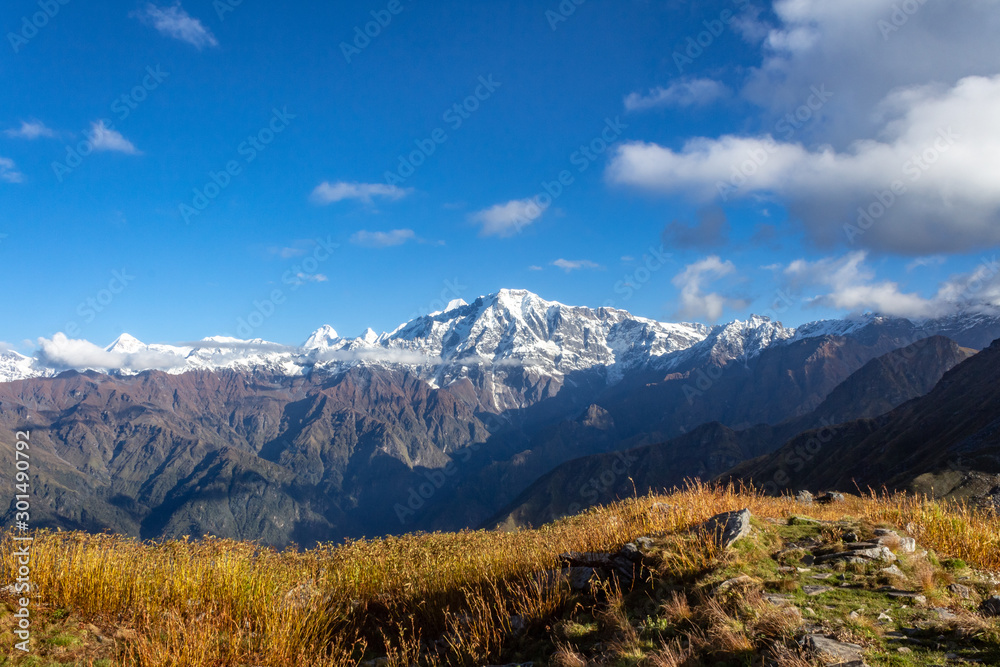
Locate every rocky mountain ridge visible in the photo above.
<box><xmin>10</xmin><ymin>289</ymin><xmax>1000</xmax><ymax>405</ymax></box>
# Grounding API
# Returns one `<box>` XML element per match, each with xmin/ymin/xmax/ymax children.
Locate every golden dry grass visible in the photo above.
<box><xmin>642</xmin><ymin>639</ymin><xmax>694</xmax><ymax>667</ymax></box>
<box><xmin>550</xmin><ymin>643</ymin><xmax>588</xmax><ymax>667</ymax></box>
<box><xmin>1</xmin><ymin>481</ymin><xmax>998</xmax><ymax>665</ymax></box>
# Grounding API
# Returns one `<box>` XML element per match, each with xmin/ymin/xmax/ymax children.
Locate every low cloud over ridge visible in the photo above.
<box><xmin>35</xmin><ymin>334</ymin><xmax>186</xmax><ymax>371</ymax></box>
<box><xmin>779</xmin><ymin>251</ymin><xmax>1000</xmax><ymax>319</ymax></box>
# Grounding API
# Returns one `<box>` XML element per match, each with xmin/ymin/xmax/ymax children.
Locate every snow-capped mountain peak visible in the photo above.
<box><xmin>0</xmin><ymin>348</ymin><xmax>36</xmax><ymax>383</ymax></box>
<box><xmin>360</xmin><ymin>328</ymin><xmax>382</xmax><ymax>345</ymax></box>
<box><xmin>105</xmin><ymin>333</ymin><xmax>146</xmax><ymax>355</ymax></box>
<box><xmin>790</xmin><ymin>312</ymin><xmax>886</xmax><ymax>341</ymax></box>
<box><xmin>430</xmin><ymin>298</ymin><xmax>469</xmax><ymax>317</ymax></box>
<box><xmin>717</xmin><ymin>315</ymin><xmax>795</xmax><ymax>358</ymax></box>
<box><xmin>199</xmin><ymin>335</ymin><xmax>252</xmax><ymax>345</ymax></box>
<box><xmin>709</xmin><ymin>315</ymin><xmax>795</xmax><ymax>361</ymax></box>
<box><xmin>384</xmin><ymin>288</ymin><xmax>710</xmax><ymax>384</ymax></box>
<box><xmin>659</xmin><ymin>314</ymin><xmax>794</xmax><ymax>370</ymax></box>
<box><xmin>304</xmin><ymin>325</ymin><xmax>340</xmax><ymax>349</ymax></box>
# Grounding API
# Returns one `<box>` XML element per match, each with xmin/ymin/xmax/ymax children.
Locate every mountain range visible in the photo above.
<box><xmin>724</xmin><ymin>335</ymin><xmax>1000</xmax><ymax>503</ymax></box>
<box><xmin>4</xmin><ymin>289</ymin><xmax>1000</xmax><ymax>546</ymax></box>
<box><xmin>492</xmin><ymin>335</ymin><xmax>977</xmax><ymax>528</ymax></box>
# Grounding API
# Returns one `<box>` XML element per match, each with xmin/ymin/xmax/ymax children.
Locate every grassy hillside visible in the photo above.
<box><xmin>2</xmin><ymin>484</ymin><xmax>1000</xmax><ymax>665</ymax></box>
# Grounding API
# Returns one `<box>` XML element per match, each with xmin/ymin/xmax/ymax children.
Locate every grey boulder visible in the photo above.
<box><xmin>699</xmin><ymin>509</ymin><xmax>752</xmax><ymax>549</ymax></box>
<box><xmin>800</xmin><ymin>634</ymin><xmax>867</xmax><ymax>666</ymax></box>
<box><xmin>980</xmin><ymin>596</ymin><xmax>1000</xmax><ymax>617</ymax></box>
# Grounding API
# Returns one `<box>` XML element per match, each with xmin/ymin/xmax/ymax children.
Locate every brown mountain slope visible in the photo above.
<box><xmin>428</xmin><ymin>331</ymin><xmax>950</xmax><ymax>531</ymax></box>
<box><xmin>490</xmin><ymin>336</ymin><xmax>974</xmax><ymax>528</ymax></box>
<box><xmin>724</xmin><ymin>337</ymin><xmax>1000</xmax><ymax>501</ymax></box>
<box><xmin>0</xmin><ymin>367</ymin><xmax>492</xmax><ymax>545</ymax></box>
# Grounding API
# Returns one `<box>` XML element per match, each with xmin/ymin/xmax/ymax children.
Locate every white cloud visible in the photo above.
<box><xmin>609</xmin><ymin>135</ymin><xmax>803</xmax><ymax>199</ymax></box>
<box><xmin>89</xmin><ymin>121</ymin><xmax>141</xmax><ymax>154</ymax></box>
<box><xmin>528</xmin><ymin>265</ymin><xmax>544</xmax><ymax>271</ymax></box>
<box><xmin>350</xmin><ymin>229</ymin><xmax>416</xmax><ymax>248</ymax></box>
<box><xmin>5</xmin><ymin>120</ymin><xmax>56</xmax><ymax>140</ymax></box>
<box><xmin>35</xmin><ymin>333</ymin><xmax>185</xmax><ymax>371</ymax></box>
<box><xmin>610</xmin><ymin>0</ymin><xmax>1000</xmax><ymax>256</ymax></box>
<box><xmin>783</xmin><ymin>251</ymin><xmax>938</xmax><ymax>317</ymax></box>
<box><xmin>136</xmin><ymin>2</ymin><xmax>218</xmax><ymax>49</ymax></box>
<box><xmin>608</xmin><ymin>75</ymin><xmax>1000</xmax><ymax>254</ymax></box>
<box><xmin>625</xmin><ymin>78</ymin><xmax>729</xmax><ymax>111</ymax></box>
<box><xmin>742</xmin><ymin>0</ymin><xmax>1000</xmax><ymax>144</ymax></box>
<box><xmin>551</xmin><ymin>259</ymin><xmax>602</xmax><ymax>273</ymax></box>
<box><xmin>311</xmin><ymin>181</ymin><xmax>410</xmax><ymax>204</ymax></box>
<box><xmin>181</xmin><ymin>340</ymin><xmax>292</xmax><ymax>352</ymax></box>
<box><xmin>293</xmin><ymin>272</ymin><xmax>328</xmax><ymax>284</ymax></box>
<box><xmin>780</xmin><ymin>251</ymin><xmax>1000</xmax><ymax>318</ymax></box>
<box><xmin>471</xmin><ymin>198</ymin><xmax>547</xmax><ymax>237</ymax></box>
<box><xmin>0</xmin><ymin>157</ymin><xmax>23</xmax><ymax>184</ymax></box>
<box><xmin>729</xmin><ymin>4</ymin><xmax>769</xmax><ymax>44</ymax></box>
<box><xmin>671</xmin><ymin>256</ymin><xmax>745</xmax><ymax>321</ymax></box>
<box><xmin>934</xmin><ymin>259</ymin><xmax>1000</xmax><ymax>312</ymax></box>
<box><xmin>269</xmin><ymin>246</ymin><xmax>309</xmax><ymax>259</ymax></box>
<box><xmin>314</xmin><ymin>348</ymin><xmax>443</xmax><ymax>365</ymax></box>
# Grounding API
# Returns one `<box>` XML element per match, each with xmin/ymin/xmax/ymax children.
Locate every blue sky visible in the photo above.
<box><xmin>2</xmin><ymin>0</ymin><xmax>1000</xmax><ymax>348</ymax></box>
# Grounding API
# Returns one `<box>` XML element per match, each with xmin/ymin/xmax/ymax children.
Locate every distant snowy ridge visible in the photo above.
<box><xmin>0</xmin><ymin>348</ymin><xmax>36</xmax><ymax>383</ymax></box>
<box><xmin>4</xmin><ymin>288</ymin><xmax>999</xmax><ymax>385</ymax></box>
